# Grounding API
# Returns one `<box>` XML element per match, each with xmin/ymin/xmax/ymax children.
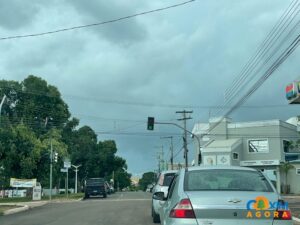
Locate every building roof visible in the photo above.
<box><xmin>205</xmin><ymin>138</ymin><xmax>241</xmax><ymax>148</ymax></box>
<box><xmin>202</xmin><ymin>138</ymin><xmax>242</xmax><ymax>153</ymax></box>
<box><xmin>192</xmin><ymin>118</ymin><xmax>298</xmax><ymax>136</ymax></box>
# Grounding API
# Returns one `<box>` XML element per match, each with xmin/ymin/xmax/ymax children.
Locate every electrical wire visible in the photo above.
<box><xmin>0</xmin><ymin>0</ymin><xmax>195</xmax><ymax>41</ymax></box>
<box><xmin>224</xmin><ymin>0</ymin><xmax>300</xmax><ymax>101</ymax></box>
<box><xmin>216</xmin><ymin>0</ymin><xmax>300</xmax><ymax>116</ymax></box>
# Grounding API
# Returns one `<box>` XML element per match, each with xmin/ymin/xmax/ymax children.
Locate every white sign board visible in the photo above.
<box><xmin>240</xmin><ymin>160</ymin><xmax>280</xmax><ymax>166</ymax></box>
<box><xmin>217</xmin><ymin>155</ymin><xmax>230</xmax><ymax>166</ymax></box>
<box><xmin>10</xmin><ymin>178</ymin><xmax>36</xmax><ymax>188</ymax></box>
<box><xmin>64</xmin><ymin>161</ymin><xmax>71</xmax><ymax>168</ymax></box>
<box><xmin>32</xmin><ymin>186</ymin><xmax>42</xmax><ymax>201</ymax></box>
<box><xmin>60</xmin><ymin>168</ymin><xmax>68</xmax><ymax>173</ymax></box>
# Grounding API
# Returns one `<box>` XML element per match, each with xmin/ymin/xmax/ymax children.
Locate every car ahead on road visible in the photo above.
<box><xmin>84</xmin><ymin>178</ymin><xmax>107</xmax><ymax>199</ymax></box>
<box><xmin>153</xmin><ymin>166</ymin><xmax>292</xmax><ymax>225</ymax></box>
<box><xmin>152</xmin><ymin>170</ymin><xmax>177</xmax><ymax>223</ymax></box>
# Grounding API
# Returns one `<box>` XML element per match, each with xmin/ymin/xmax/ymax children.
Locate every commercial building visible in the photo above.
<box><xmin>192</xmin><ymin>117</ymin><xmax>300</xmax><ymax>194</ymax></box>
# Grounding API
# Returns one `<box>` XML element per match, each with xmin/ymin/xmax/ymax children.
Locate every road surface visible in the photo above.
<box><xmin>0</xmin><ymin>192</ymin><xmax>153</xmax><ymax>225</ymax></box>
<box><xmin>0</xmin><ymin>192</ymin><xmax>299</xmax><ymax>225</ymax></box>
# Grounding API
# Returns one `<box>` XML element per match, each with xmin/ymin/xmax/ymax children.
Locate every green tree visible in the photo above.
<box><xmin>0</xmin><ymin>124</ymin><xmax>43</xmax><ymax>183</ymax></box>
<box><xmin>115</xmin><ymin>170</ymin><xmax>131</xmax><ymax>190</ymax></box>
<box><xmin>280</xmin><ymin>162</ymin><xmax>294</xmax><ymax>194</ymax></box>
<box><xmin>139</xmin><ymin>172</ymin><xmax>156</xmax><ymax>191</ymax></box>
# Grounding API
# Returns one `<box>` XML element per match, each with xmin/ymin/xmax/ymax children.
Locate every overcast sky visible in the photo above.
<box><xmin>1</xmin><ymin>0</ymin><xmax>300</xmax><ymax>176</ymax></box>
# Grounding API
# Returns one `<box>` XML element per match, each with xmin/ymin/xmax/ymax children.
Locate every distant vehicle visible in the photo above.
<box><xmin>146</xmin><ymin>183</ymin><xmax>155</xmax><ymax>192</ymax></box>
<box><xmin>153</xmin><ymin>166</ymin><xmax>292</xmax><ymax>225</ymax></box>
<box><xmin>151</xmin><ymin>170</ymin><xmax>177</xmax><ymax>223</ymax></box>
<box><xmin>84</xmin><ymin>178</ymin><xmax>107</xmax><ymax>199</ymax></box>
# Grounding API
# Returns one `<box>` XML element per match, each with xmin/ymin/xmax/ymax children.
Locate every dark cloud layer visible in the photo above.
<box><xmin>1</xmin><ymin>0</ymin><xmax>299</xmax><ymax>175</ymax></box>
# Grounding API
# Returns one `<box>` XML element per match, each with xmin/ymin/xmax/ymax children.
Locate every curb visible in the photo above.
<box><xmin>3</xmin><ymin>205</ymin><xmax>29</xmax><ymax>215</ymax></box>
<box><xmin>1</xmin><ymin>201</ymin><xmax>48</xmax><ymax>216</ymax></box>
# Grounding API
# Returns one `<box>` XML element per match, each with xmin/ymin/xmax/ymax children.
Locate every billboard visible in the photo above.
<box><xmin>286</xmin><ymin>81</ymin><xmax>300</xmax><ymax>104</ymax></box>
<box><xmin>10</xmin><ymin>178</ymin><xmax>37</xmax><ymax>188</ymax></box>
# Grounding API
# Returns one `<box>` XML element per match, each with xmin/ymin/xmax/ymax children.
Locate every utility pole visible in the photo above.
<box><xmin>0</xmin><ymin>95</ymin><xmax>7</xmax><ymax>125</ymax></box>
<box><xmin>155</xmin><ymin>146</ymin><xmax>164</xmax><ymax>173</ymax></box>
<box><xmin>49</xmin><ymin>137</ymin><xmax>53</xmax><ymax>201</ymax></box>
<box><xmin>161</xmin><ymin>136</ymin><xmax>174</xmax><ymax>170</ymax></box>
<box><xmin>176</xmin><ymin>110</ymin><xmax>193</xmax><ymax>168</ymax></box>
<box><xmin>72</xmin><ymin>165</ymin><xmax>81</xmax><ymax>194</ymax></box>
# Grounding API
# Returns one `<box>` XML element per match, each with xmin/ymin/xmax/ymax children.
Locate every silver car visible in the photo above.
<box><xmin>153</xmin><ymin>166</ymin><xmax>292</xmax><ymax>225</ymax></box>
<box><xmin>152</xmin><ymin>170</ymin><xmax>177</xmax><ymax>223</ymax></box>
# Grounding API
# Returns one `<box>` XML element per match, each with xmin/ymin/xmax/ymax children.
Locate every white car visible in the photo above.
<box><xmin>151</xmin><ymin>170</ymin><xmax>177</xmax><ymax>223</ymax></box>
<box><xmin>153</xmin><ymin>166</ymin><xmax>292</xmax><ymax>225</ymax></box>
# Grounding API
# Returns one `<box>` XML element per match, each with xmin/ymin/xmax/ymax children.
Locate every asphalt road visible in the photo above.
<box><xmin>0</xmin><ymin>192</ymin><xmax>299</xmax><ymax>225</ymax></box>
<box><xmin>0</xmin><ymin>191</ymin><xmax>154</xmax><ymax>225</ymax></box>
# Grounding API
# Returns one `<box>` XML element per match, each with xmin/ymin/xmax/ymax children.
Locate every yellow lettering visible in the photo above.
<box><xmin>246</xmin><ymin>211</ymin><xmax>253</xmax><ymax>218</ymax></box>
<box><xmin>274</xmin><ymin>212</ymin><xmax>279</xmax><ymax>218</ymax></box>
<box><xmin>256</xmin><ymin>211</ymin><xmax>261</xmax><ymax>218</ymax></box>
<box><xmin>264</xmin><ymin>211</ymin><xmax>271</xmax><ymax>218</ymax></box>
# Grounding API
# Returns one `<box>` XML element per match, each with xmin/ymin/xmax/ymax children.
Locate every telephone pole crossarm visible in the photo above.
<box><xmin>155</xmin><ymin>121</ymin><xmax>202</xmax><ymax>166</ymax></box>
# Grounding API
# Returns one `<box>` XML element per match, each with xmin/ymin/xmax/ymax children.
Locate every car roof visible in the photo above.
<box><xmin>186</xmin><ymin>165</ymin><xmax>258</xmax><ymax>172</ymax></box>
<box><xmin>160</xmin><ymin>170</ymin><xmax>178</xmax><ymax>175</ymax></box>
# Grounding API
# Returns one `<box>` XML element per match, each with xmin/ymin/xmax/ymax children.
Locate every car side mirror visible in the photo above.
<box><xmin>153</xmin><ymin>191</ymin><xmax>166</xmax><ymax>201</ymax></box>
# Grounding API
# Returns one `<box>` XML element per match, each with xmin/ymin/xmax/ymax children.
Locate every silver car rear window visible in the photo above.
<box><xmin>184</xmin><ymin>169</ymin><xmax>273</xmax><ymax>192</ymax></box>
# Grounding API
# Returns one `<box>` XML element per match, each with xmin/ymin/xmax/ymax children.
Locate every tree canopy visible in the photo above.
<box><xmin>0</xmin><ymin>75</ymin><xmax>131</xmax><ymax>190</ymax></box>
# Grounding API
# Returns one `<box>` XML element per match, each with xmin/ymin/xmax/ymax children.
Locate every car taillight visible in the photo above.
<box><xmin>274</xmin><ymin>210</ymin><xmax>292</xmax><ymax>220</ymax></box>
<box><xmin>169</xmin><ymin>199</ymin><xmax>195</xmax><ymax>219</ymax></box>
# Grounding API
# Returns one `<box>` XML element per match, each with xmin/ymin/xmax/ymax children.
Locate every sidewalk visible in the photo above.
<box><xmin>0</xmin><ymin>201</ymin><xmax>48</xmax><ymax>215</ymax></box>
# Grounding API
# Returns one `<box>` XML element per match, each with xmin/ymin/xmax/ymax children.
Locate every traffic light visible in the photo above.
<box><xmin>54</xmin><ymin>152</ymin><xmax>58</xmax><ymax>163</ymax></box>
<box><xmin>147</xmin><ymin>117</ymin><xmax>155</xmax><ymax>130</ymax></box>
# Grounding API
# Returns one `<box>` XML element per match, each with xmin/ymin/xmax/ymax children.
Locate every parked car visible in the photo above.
<box><xmin>151</xmin><ymin>170</ymin><xmax>177</xmax><ymax>223</ymax></box>
<box><xmin>153</xmin><ymin>166</ymin><xmax>292</xmax><ymax>225</ymax></box>
<box><xmin>84</xmin><ymin>178</ymin><xmax>107</xmax><ymax>199</ymax></box>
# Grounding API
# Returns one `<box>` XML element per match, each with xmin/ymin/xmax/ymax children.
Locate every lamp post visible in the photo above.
<box><xmin>72</xmin><ymin>164</ymin><xmax>81</xmax><ymax>193</ymax></box>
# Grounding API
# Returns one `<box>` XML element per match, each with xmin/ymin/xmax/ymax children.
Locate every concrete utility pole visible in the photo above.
<box><xmin>0</xmin><ymin>95</ymin><xmax>7</xmax><ymax>125</ymax></box>
<box><xmin>49</xmin><ymin>138</ymin><xmax>53</xmax><ymax>201</ymax></box>
<box><xmin>161</xmin><ymin>136</ymin><xmax>174</xmax><ymax>170</ymax></box>
<box><xmin>155</xmin><ymin>146</ymin><xmax>164</xmax><ymax>173</ymax></box>
<box><xmin>72</xmin><ymin>165</ymin><xmax>81</xmax><ymax>194</ymax></box>
<box><xmin>176</xmin><ymin>110</ymin><xmax>193</xmax><ymax>168</ymax></box>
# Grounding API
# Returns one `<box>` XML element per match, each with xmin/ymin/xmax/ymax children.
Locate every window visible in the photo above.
<box><xmin>296</xmin><ymin>168</ymin><xmax>300</xmax><ymax>175</ymax></box>
<box><xmin>167</xmin><ymin>176</ymin><xmax>177</xmax><ymax>200</ymax></box>
<box><xmin>232</xmin><ymin>152</ymin><xmax>239</xmax><ymax>160</ymax></box>
<box><xmin>162</xmin><ymin>173</ymin><xmax>175</xmax><ymax>186</ymax></box>
<box><xmin>248</xmin><ymin>139</ymin><xmax>269</xmax><ymax>153</ymax></box>
<box><xmin>283</xmin><ymin>140</ymin><xmax>293</xmax><ymax>153</ymax></box>
<box><xmin>184</xmin><ymin>170</ymin><xmax>273</xmax><ymax>192</ymax></box>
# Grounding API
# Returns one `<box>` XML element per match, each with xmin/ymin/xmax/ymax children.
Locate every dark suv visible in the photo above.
<box><xmin>84</xmin><ymin>178</ymin><xmax>107</xmax><ymax>198</ymax></box>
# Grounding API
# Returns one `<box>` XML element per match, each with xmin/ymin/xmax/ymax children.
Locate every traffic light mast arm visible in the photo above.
<box><xmin>155</xmin><ymin>121</ymin><xmax>202</xmax><ymax>164</ymax></box>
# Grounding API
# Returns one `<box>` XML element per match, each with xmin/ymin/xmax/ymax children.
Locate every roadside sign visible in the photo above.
<box><xmin>10</xmin><ymin>178</ymin><xmax>37</xmax><ymax>188</ymax></box>
<box><xmin>64</xmin><ymin>161</ymin><xmax>71</xmax><ymax>168</ymax></box>
<box><xmin>60</xmin><ymin>168</ymin><xmax>68</xmax><ymax>173</ymax></box>
<box><xmin>32</xmin><ymin>185</ymin><xmax>42</xmax><ymax>201</ymax></box>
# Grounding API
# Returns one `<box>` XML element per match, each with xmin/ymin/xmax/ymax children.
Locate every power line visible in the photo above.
<box><xmin>216</xmin><ymin>0</ymin><xmax>300</xmax><ymax>117</ymax></box>
<box><xmin>2</xmin><ymin>85</ymin><xmax>300</xmax><ymax>109</ymax></box>
<box><xmin>224</xmin><ymin>0</ymin><xmax>300</xmax><ymax>102</ymax></box>
<box><xmin>0</xmin><ymin>0</ymin><xmax>195</xmax><ymax>41</ymax></box>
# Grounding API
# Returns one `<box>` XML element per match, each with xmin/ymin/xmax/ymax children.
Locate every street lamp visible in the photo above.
<box><xmin>72</xmin><ymin>164</ymin><xmax>81</xmax><ymax>194</ymax></box>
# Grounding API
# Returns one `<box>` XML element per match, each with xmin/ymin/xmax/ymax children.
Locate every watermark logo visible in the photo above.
<box><xmin>246</xmin><ymin>196</ymin><xmax>289</xmax><ymax>219</ymax></box>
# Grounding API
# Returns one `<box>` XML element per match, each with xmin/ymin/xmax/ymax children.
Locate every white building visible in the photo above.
<box><xmin>192</xmin><ymin>117</ymin><xmax>300</xmax><ymax>194</ymax></box>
